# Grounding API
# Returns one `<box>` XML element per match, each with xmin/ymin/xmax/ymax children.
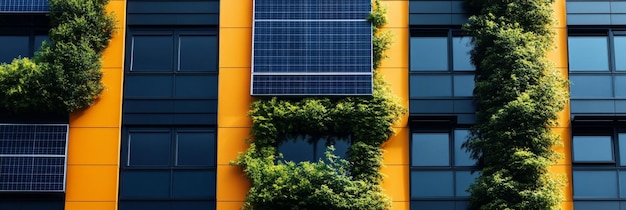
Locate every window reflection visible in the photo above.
<box><xmin>452</xmin><ymin>37</ymin><xmax>475</xmax><ymax>71</ymax></box>
<box><xmin>410</xmin><ymin>37</ymin><xmax>448</xmax><ymax>71</ymax></box>
<box><xmin>568</xmin><ymin>36</ymin><xmax>609</xmax><ymax>71</ymax></box>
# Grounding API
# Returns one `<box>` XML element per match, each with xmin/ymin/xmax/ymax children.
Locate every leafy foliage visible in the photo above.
<box><xmin>0</xmin><ymin>0</ymin><xmax>114</xmax><ymax>114</ymax></box>
<box><xmin>234</xmin><ymin>1</ymin><xmax>405</xmax><ymax>209</ymax></box>
<box><xmin>463</xmin><ymin>0</ymin><xmax>568</xmax><ymax>209</ymax></box>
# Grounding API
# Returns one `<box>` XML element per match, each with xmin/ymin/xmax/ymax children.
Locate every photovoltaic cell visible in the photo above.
<box><xmin>0</xmin><ymin>124</ymin><xmax>68</xmax><ymax>192</ymax></box>
<box><xmin>0</xmin><ymin>0</ymin><xmax>49</xmax><ymax>12</ymax></box>
<box><xmin>252</xmin><ymin>0</ymin><xmax>373</xmax><ymax>96</ymax></box>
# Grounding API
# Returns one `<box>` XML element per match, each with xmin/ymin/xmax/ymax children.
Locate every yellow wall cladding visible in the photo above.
<box><xmin>65</xmin><ymin>0</ymin><xmax>126</xmax><ymax>209</ymax></box>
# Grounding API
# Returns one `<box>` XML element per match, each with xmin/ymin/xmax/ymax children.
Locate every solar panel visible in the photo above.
<box><xmin>0</xmin><ymin>0</ymin><xmax>49</xmax><ymax>13</ymax></box>
<box><xmin>252</xmin><ymin>0</ymin><xmax>373</xmax><ymax>96</ymax></box>
<box><xmin>0</xmin><ymin>124</ymin><xmax>68</xmax><ymax>192</ymax></box>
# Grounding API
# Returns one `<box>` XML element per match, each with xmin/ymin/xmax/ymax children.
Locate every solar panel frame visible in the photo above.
<box><xmin>0</xmin><ymin>124</ymin><xmax>68</xmax><ymax>192</ymax></box>
<box><xmin>0</xmin><ymin>0</ymin><xmax>49</xmax><ymax>13</ymax></box>
<box><xmin>251</xmin><ymin>0</ymin><xmax>373</xmax><ymax>96</ymax></box>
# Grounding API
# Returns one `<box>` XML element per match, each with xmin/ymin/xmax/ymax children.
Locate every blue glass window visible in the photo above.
<box><xmin>573</xmin><ymin>171</ymin><xmax>618</xmax><ymax>198</ymax></box>
<box><xmin>412</xmin><ymin>133</ymin><xmax>449</xmax><ymax>166</ymax></box>
<box><xmin>131</xmin><ymin>35</ymin><xmax>174</xmax><ymax>71</ymax></box>
<box><xmin>573</xmin><ymin>136</ymin><xmax>613</xmax><ymax>162</ymax></box>
<box><xmin>570</xmin><ymin>75</ymin><xmax>613</xmax><ymax>98</ymax></box>
<box><xmin>176</xmin><ymin>133</ymin><xmax>216</xmax><ymax>166</ymax></box>
<box><xmin>452</xmin><ymin>37</ymin><xmax>474</xmax><ymax>71</ymax></box>
<box><xmin>128</xmin><ymin>132</ymin><xmax>171</xmax><ymax>166</ymax></box>
<box><xmin>411</xmin><ymin>37</ymin><xmax>448</xmax><ymax>71</ymax></box>
<box><xmin>454</xmin><ymin>130</ymin><xmax>474</xmax><ymax>166</ymax></box>
<box><xmin>278</xmin><ymin>136</ymin><xmax>350</xmax><ymax>162</ymax></box>
<box><xmin>411</xmin><ymin>171</ymin><xmax>454</xmax><ymax>197</ymax></box>
<box><xmin>568</xmin><ymin>36</ymin><xmax>609</xmax><ymax>71</ymax></box>
<box><xmin>614</xmin><ymin>36</ymin><xmax>626</xmax><ymax>71</ymax></box>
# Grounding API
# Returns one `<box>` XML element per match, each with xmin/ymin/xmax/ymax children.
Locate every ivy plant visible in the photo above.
<box><xmin>234</xmin><ymin>1</ymin><xmax>405</xmax><ymax>209</ymax></box>
<box><xmin>463</xmin><ymin>0</ymin><xmax>568</xmax><ymax>209</ymax></box>
<box><xmin>0</xmin><ymin>0</ymin><xmax>114</xmax><ymax>114</ymax></box>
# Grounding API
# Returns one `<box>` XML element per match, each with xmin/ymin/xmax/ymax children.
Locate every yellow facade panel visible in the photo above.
<box><xmin>67</xmin><ymin>128</ymin><xmax>121</xmax><ymax>165</ymax></box>
<box><xmin>379</xmin><ymin>28</ymin><xmax>409</xmax><ymax>69</ymax></box>
<box><xmin>220</xmin><ymin>0</ymin><xmax>252</xmax><ymax>28</ymax></box>
<box><xmin>380</xmin><ymin>1</ymin><xmax>408</xmax><ymax>29</ymax></box>
<box><xmin>383</xmin><ymin>127</ymin><xmax>409</xmax><ymax>165</ymax></box>
<box><xmin>65</xmin><ymin>165</ymin><xmax>119</xmax><ymax>202</ymax></box>
<box><xmin>219</xmin><ymin>28</ymin><xmax>252</xmax><ymax>68</ymax></box>
<box><xmin>216</xmin><ymin>165</ymin><xmax>250</xmax><ymax>202</ymax></box>
<box><xmin>65</xmin><ymin>202</ymin><xmax>117</xmax><ymax>210</ymax></box>
<box><xmin>217</xmin><ymin>68</ymin><xmax>253</xmax><ymax>127</ymax></box>
<box><xmin>69</xmin><ymin>68</ymin><xmax>123</xmax><ymax>128</ymax></box>
<box><xmin>217</xmin><ymin>128</ymin><xmax>252</xmax><ymax>165</ymax></box>
<box><xmin>381</xmin><ymin>165</ymin><xmax>410</xmax><ymax>202</ymax></box>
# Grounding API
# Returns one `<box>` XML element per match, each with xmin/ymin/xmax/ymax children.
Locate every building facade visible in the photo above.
<box><xmin>0</xmin><ymin>0</ymin><xmax>624</xmax><ymax>209</ymax></box>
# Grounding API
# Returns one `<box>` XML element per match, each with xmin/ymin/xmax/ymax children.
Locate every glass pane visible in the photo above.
<box><xmin>572</xmin><ymin>136</ymin><xmax>613</xmax><ymax>162</ymax></box>
<box><xmin>174</xmin><ymin>75</ymin><xmax>218</xmax><ymax>98</ymax></box>
<box><xmin>129</xmin><ymin>132</ymin><xmax>171</xmax><ymax>166</ymax></box>
<box><xmin>315</xmin><ymin>138</ymin><xmax>350</xmax><ymax>160</ymax></box>
<box><xmin>176</xmin><ymin>132</ymin><xmax>215</xmax><ymax>166</ymax></box>
<box><xmin>616</xmin><ymin>76</ymin><xmax>626</xmax><ymax>98</ymax></box>
<box><xmin>570</xmin><ymin>75</ymin><xmax>612</xmax><ymax>98</ymax></box>
<box><xmin>455</xmin><ymin>171</ymin><xmax>477</xmax><ymax>197</ymax></box>
<box><xmin>573</xmin><ymin>171</ymin><xmax>618</xmax><ymax>198</ymax></box>
<box><xmin>279</xmin><ymin>136</ymin><xmax>315</xmax><ymax>162</ymax></box>
<box><xmin>620</xmin><ymin>134</ymin><xmax>626</xmax><ymax>166</ymax></box>
<box><xmin>34</xmin><ymin>35</ymin><xmax>49</xmax><ymax>51</ymax></box>
<box><xmin>574</xmin><ymin>201</ymin><xmax>619</xmax><ymax>210</ymax></box>
<box><xmin>124</xmin><ymin>75</ymin><xmax>174</xmax><ymax>98</ymax></box>
<box><xmin>410</xmin><ymin>75</ymin><xmax>452</xmax><ymax>97</ymax></box>
<box><xmin>412</xmin><ymin>133</ymin><xmax>449</xmax><ymax>166</ymax></box>
<box><xmin>172</xmin><ymin>170</ymin><xmax>216</xmax><ymax>199</ymax></box>
<box><xmin>620</xmin><ymin>171</ymin><xmax>626</xmax><ymax>198</ymax></box>
<box><xmin>454</xmin><ymin>130</ymin><xmax>474</xmax><ymax>166</ymax></box>
<box><xmin>179</xmin><ymin>36</ymin><xmax>217</xmax><ymax>71</ymax></box>
<box><xmin>615</xmin><ymin>37</ymin><xmax>626</xmax><ymax>71</ymax></box>
<box><xmin>131</xmin><ymin>35</ymin><xmax>174</xmax><ymax>71</ymax></box>
<box><xmin>0</xmin><ymin>36</ymin><xmax>29</xmax><ymax>63</ymax></box>
<box><xmin>119</xmin><ymin>171</ymin><xmax>171</xmax><ymax>199</ymax></box>
<box><xmin>411</xmin><ymin>171</ymin><xmax>454</xmax><ymax>197</ymax></box>
<box><xmin>410</xmin><ymin>37</ymin><xmax>448</xmax><ymax>71</ymax></box>
<box><xmin>452</xmin><ymin>37</ymin><xmax>474</xmax><ymax>71</ymax></box>
<box><xmin>568</xmin><ymin>36</ymin><xmax>609</xmax><ymax>71</ymax></box>
<box><xmin>453</xmin><ymin>75</ymin><xmax>474</xmax><ymax>97</ymax></box>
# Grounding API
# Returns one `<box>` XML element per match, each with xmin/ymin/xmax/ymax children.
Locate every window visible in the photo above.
<box><xmin>119</xmin><ymin>128</ymin><xmax>216</xmax><ymax>210</ymax></box>
<box><xmin>410</xmin><ymin>128</ymin><xmax>476</xmax><ymax>209</ymax></box>
<box><xmin>568</xmin><ymin>30</ymin><xmax>626</xmax><ymax>99</ymax></box>
<box><xmin>410</xmin><ymin>30</ymin><xmax>475</xmax><ymax>98</ymax></box>
<box><xmin>125</xmin><ymin>28</ymin><xmax>218</xmax><ymax>100</ymax></box>
<box><xmin>572</xmin><ymin>126</ymin><xmax>626</xmax><ymax>209</ymax></box>
<box><xmin>0</xmin><ymin>34</ymin><xmax>48</xmax><ymax>64</ymax></box>
<box><xmin>277</xmin><ymin>135</ymin><xmax>350</xmax><ymax>163</ymax></box>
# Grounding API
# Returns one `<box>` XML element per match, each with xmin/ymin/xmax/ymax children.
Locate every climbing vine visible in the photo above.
<box><xmin>234</xmin><ymin>1</ymin><xmax>404</xmax><ymax>209</ymax></box>
<box><xmin>0</xmin><ymin>0</ymin><xmax>114</xmax><ymax>114</ymax></box>
<box><xmin>463</xmin><ymin>0</ymin><xmax>568</xmax><ymax>209</ymax></box>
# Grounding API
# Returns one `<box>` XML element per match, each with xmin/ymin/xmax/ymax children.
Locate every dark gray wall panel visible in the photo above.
<box><xmin>570</xmin><ymin>100</ymin><xmax>615</xmax><ymax>114</ymax></box>
<box><xmin>410</xmin><ymin>1</ymin><xmax>451</xmax><ymax>13</ymax></box>
<box><xmin>567</xmin><ymin>14</ymin><xmax>611</xmax><ymax>25</ymax></box>
<box><xmin>567</xmin><ymin>1</ymin><xmax>626</xmax><ymax>25</ymax></box>
<box><xmin>410</xmin><ymin>100</ymin><xmax>454</xmax><ymax>113</ymax></box>
<box><xmin>123</xmin><ymin>100</ymin><xmax>217</xmax><ymax>114</ymax></box>
<box><xmin>127</xmin><ymin>14</ymin><xmax>219</xmax><ymax>25</ymax></box>
<box><xmin>409</xmin><ymin>0</ymin><xmax>468</xmax><ymax>25</ymax></box>
<box><xmin>127</xmin><ymin>1</ymin><xmax>219</xmax><ymax>13</ymax></box>
<box><xmin>567</xmin><ymin>2</ymin><xmax>610</xmax><ymax>13</ymax></box>
<box><xmin>127</xmin><ymin>1</ymin><xmax>219</xmax><ymax>25</ymax></box>
<box><xmin>123</xmin><ymin>114</ymin><xmax>217</xmax><ymax>125</ymax></box>
<box><xmin>453</xmin><ymin>100</ymin><xmax>475</xmax><ymax>113</ymax></box>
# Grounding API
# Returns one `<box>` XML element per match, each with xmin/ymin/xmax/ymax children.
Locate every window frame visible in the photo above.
<box><xmin>409</xmin><ymin>28</ymin><xmax>475</xmax><ymax>99</ymax></box>
<box><xmin>119</xmin><ymin>127</ymin><xmax>217</xmax><ymax>204</ymax></box>
<box><xmin>409</xmin><ymin>123</ymin><xmax>477</xmax><ymax>206</ymax></box>
<box><xmin>571</xmin><ymin>123</ymin><xmax>626</xmax><ymax>203</ymax></box>
<box><xmin>568</xmin><ymin>28</ymin><xmax>626</xmax><ymax>100</ymax></box>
